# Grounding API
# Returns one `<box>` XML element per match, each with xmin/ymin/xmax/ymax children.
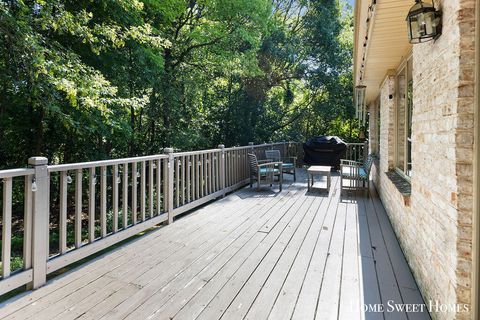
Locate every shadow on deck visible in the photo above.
<box><xmin>0</xmin><ymin>170</ymin><xmax>430</xmax><ymax>320</ymax></box>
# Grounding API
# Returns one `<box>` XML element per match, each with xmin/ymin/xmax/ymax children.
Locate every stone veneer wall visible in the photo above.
<box><xmin>369</xmin><ymin>0</ymin><xmax>476</xmax><ymax>319</ymax></box>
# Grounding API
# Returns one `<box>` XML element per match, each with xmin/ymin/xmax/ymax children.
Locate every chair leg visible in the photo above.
<box><xmin>293</xmin><ymin>169</ymin><xmax>296</xmax><ymax>182</ymax></box>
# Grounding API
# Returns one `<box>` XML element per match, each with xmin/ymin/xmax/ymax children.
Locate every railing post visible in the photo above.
<box><xmin>218</xmin><ymin>145</ymin><xmax>226</xmax><ymax>197</ymax></box>
<box><xmin>363</xmin><ymin>140</ymin><xmax>369</xmax><ymax>160</ymax></box>
<box><xmin>164</xmin><ymin>148</ymin><xmax>174</xmax><ymax>225</ymax></box>
<box><xmin>28</xmin><ymin>157</ymin><xmax>49</xmax><ymax>289</ymax></box>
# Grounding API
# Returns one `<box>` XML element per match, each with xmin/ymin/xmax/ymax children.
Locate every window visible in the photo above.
<box><xmin>376</xmin><ymin>96</ymin><xmax>381</xmax><ymax>155</ymax></box>
<box><xmin>395</xmin><ymin>56</ymin><xmax>413</xmax><ymax>178</ymax></box>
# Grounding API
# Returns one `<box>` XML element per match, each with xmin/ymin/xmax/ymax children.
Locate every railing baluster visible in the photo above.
<box><xmin>141</xmin><ymin>161</ymin><xmax>146</xmax><ymax>222</ymax></box>
<box><xmin>163</xmin><ymin>157</ymin><xmax>168</xmax><ymax>211</ymax></box>
<box><xmin>149</xmin><ymin>160</ymin><xmax>154</xmax><ymax>218</ymax></box>
<box><xmin>235</xmin><ymin>150</ymin><xmax>240</xmax><ymax>184</ymax></box>
<box><xmin>176</xmin><ymin>158</ymin><xmax>180</xmax><ymax>208</ymax></box>
<box><xmin>209</xmin><ymin>153</ymin><xmax>213</xmax><ymax>193</ymax></box>
<box><xmin>75</xmin><ymin>169</ymin><xmax>82</xmax><ymax>248</ymax></box>
<box><xmin>132</xmin><ymin>162</ymin><xmax>137</xmax><ymax>225</ymax></box>
<box><xmin>59</xmin><ymin>172</ymin><xmax>68</xmax><ymax>254</ymax></box>
<box><xmin>218</xmin><ymin>145</ymin><xmax>225</xmax><ymax>196</ymax></box>
<box><xmin>156</xmin><ymin>159</ymin><xmax>162</xmax><ymax>215</ymax></box>
<box><xmin>199</xmin><ymin>154</ymin><xmax>203</xmax><ymax>197</ymax></box>
<box><xmin>164</xmin><ymin>148</ymin><xmax>174</xmax><ymax>224</ymax></box>
<box><xmin>122</xmin><ymin>164</ymin><xmax>128</xmax><ymax>228</ymax></box>
<box><xmin>182</xmin><ymin>156</ymin><xmax>185</xmax><ymax>205</ymax></box>
<box><xmin>88</xmin><ymin>167</ymin><xmax>96</xmax><ymax>242</ymax></box>
<box><xmin>190</xmin><ymin>156</ymin><xmax>193</xmax><ymax>201</ymax></box>
<box><xmin>195</xmin><ymin>155</ymin><xmax>200</xmax><ymax>200</ymax></box>
<box><xmin>231</xmin><ymin>151</ymin><xmax>235</xmax><ymax>185</ymax></box>
<box><xmin>113</xmin><ymin>164</ymin><xmax>119</xmax><ymax>233</ymax></box>
<box><xmin>231</xmin><ymin>151</ymin><xmax>234</xmax><ymax>185</ymax></box>
<box><xmin>239</xmin><ymin>151</ymin><xmax>242</xmax><ymax>182</ymax></box>
<box><xmin>187</xmin><ymin>156</ymin><xmax>191</xmax><ymax>203</ymax></box>
<box><xmin>227</xmin><ymin>152</ymin><xmax>231</xmax><ymax>187</ymax></box>
<box><xmin>2</xmin><ymin>177</ymin><xmax>12</xmax><ymax>278</ymax></box>
<box><xmin>100</xmin><ymin>166</ymin><xmax>107</xmax><ymax>237</ymax></box>
<box><xmin>23</xmin><ymin>176</ymin><xmax>33</xmax><ymax>269</ymax></box>
<box><xmin>240</xmin><ymin>150</ymin><xmax>246</xmax><ymax>181</ymax></box>
<box><xmin>206</xmin><ymin>153</ymin><xmax>210</xmax><ymax>193</ymax></box>
<box><xmin>203</xmin><ymin>153</ymin><xmax>207</xmax><ymax>196</ymax></box>
<box><xmin>214</xmin><ymin>153</ymin><xmax>218</xmax><ymax>192</ymax></box>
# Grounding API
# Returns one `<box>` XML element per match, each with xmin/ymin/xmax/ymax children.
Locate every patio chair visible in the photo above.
<box><xmin>340</xmin><ymin>154</ymin><xmax>374</xmax><ymax>195</ymax></box>
<box><xmin>248</xmin><ymin>153</ymin><xmax>283</xmax><ymax>191</ymax></box>
<box><xmin>265</xmin><ymin>149</ymin><xmax>297</xmax><ymax>181</ymax></box>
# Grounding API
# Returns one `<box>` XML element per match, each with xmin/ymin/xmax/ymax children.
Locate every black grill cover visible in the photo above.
<box><xmin>303</xmin><ymin>136</ymin><xmax>347</xmax><ymax>170</ymax></box>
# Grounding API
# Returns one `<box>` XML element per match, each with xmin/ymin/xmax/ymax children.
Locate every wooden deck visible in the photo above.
<box><xmin>0</xmin><ymin>170</ymin><xmax>430</xmax><ymax>320</ymax></box>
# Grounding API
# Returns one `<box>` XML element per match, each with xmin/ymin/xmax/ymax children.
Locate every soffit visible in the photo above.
<box><xmin>354</xmin><ymin>0</ymin><xmax>413</xmax><ymax>104</ymax></box>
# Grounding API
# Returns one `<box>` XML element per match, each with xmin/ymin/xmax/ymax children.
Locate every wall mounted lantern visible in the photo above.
<box><xmin>406</xmin><ymin>0</ymin><xmax>442</xmax><ymax>44</ymax></box>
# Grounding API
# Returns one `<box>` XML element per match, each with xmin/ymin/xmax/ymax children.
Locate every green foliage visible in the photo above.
<box><xmin>1</xmin><ymin>0</ymin><xmax>358</xmax><ymax>266</ymax></box>
<box><xmin>0</xmin><ymin>0</ymin><xmax>355</xmax><ymax>169</ymax></box>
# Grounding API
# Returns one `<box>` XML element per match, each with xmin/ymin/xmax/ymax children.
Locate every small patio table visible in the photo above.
<box><xmin>307</xmin><ymin>166</ymin><xmax>332</xmax><ymax>191</ymax></box>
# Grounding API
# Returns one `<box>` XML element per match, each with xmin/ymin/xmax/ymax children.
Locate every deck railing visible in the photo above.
<box><xmin>345</xmin><ymin>142</ymin><xmax>369</xmax><ymax>162</ymax></box>
<box><xmin>0</xmin><ymin>141</ymin><xmax>301</xmax><ymax>296</ymax></box>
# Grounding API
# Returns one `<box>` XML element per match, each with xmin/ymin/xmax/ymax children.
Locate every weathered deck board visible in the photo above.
<box><xmin>0</xmin><ymin>170</ymin><xmax>430</xmax><ymax>320</ymax></box>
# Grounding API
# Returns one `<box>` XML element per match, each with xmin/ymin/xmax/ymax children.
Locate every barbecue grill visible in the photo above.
<box><xmin>303</xmin><ymin>136</ymin><xmax>347</xmax><ymax>171</ymax></box>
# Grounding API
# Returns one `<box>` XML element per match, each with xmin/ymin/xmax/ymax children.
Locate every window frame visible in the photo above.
<box><xmin>375</xmin><ymin>95</ymin><xmax>381</xmax><ymax>156</ymax></box>
<box><xmin>394</xmin><ymin>53</ymin><xmax>413</xmax><ymax>181</ymax></box>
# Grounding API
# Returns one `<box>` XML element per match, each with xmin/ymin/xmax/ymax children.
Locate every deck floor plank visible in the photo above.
<box><xmin>264</xmin><ymin>180</ymin><xmax>339</xmax><ymax>320</ymax></box>
<box><xmin>175</xmin><ymin>186</ymin><xmax>313</xmax><ymax>320</ymax></box>
<box><xmin>364</xmin><ymin>194</ymin><xmax>408</xmax><ymax>320</ymax></box>
<box><xmin>291</xmin><ymin>177</ymin><xmax>343</xmax><ymax>320</ymax></box>
<box><xmin>1</xmin><ymin>170</ymin><xmax>429</xmax><ymax>320</ymax></box>
<box><xmin>219</xmin><ymin>190</ymin><xmax>325</xmax><ymax>320</ymax></box>
<box><xmin>314</xmin><ymin>183</ymin><xmax>348</xmax><ymax>320</ymax></box>
<box><xmin>338</xmin><ymin>192</ymin><xmax>362</xmax><ymax>320</ymax></box>
<box><xmin>99</xmin><ymin>187</ymin><xmax>300</xmax><ymax>320</ymax></box>
<box><xmin>119</xmin><ymin>187</ymin><xmax>305</xmax><ymax>319</ymax></box>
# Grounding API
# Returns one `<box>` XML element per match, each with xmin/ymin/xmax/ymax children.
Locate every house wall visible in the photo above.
<box><xmin>369</xmin><ymin>0</ymin><xmax>476</xmax><ymax>319</ymax></box>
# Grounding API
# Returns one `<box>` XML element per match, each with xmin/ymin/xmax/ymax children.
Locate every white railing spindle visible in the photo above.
<box><xmin>113</xmin><ymin>164</ymin><xmax>119</xmax><ymax>233</ymax></box>
<box><xmin>59</xmin><ymin>172</ymin><xmax>68</xmax><ymax>254</ymax></box>
<box><xmin>2</xmin><ymin>177</ymin><xmax>12</xmax><ymax>278</ymax></box>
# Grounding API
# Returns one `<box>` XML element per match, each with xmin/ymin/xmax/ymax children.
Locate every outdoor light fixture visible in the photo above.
<box><xmin>406</xmin><ymin>0</ymin><xmax>442</xmax><ymax>44</ymax></box>
<box><xmin>355</xmin><ymin>85</ymin><xmax>367</xmax><ymax>125</ymax></box>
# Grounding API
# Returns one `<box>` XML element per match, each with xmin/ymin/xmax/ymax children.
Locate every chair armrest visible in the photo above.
<box><xmin>340</xmin><ymin>159</ymin><xmax>363</xmax><ymax>166</ymax></box>
<box><xmin>258</xmin><ymin>159</ymin><xmax>273</xmax><ymax>164</ymax></box>
<box><xmin>258</xmin><ymin>161</ymin><xmax>283</xmax><ymax>168</ymax></box>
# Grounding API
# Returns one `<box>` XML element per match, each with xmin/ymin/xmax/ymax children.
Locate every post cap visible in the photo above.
<box><xmin>163</xmin><ymin>148</ymin><xmax>174</xmax><ymax>154</ymax></box>
<box><xmin>218</xmin><ymin>144</ymin><xmax>225</xmax><ymax>149</ymax></box>
<box><xmin>248</xmin><ymin>142</ymin><xmax>254</xmax><ymax>146</ymax></box>
<box><xmin>28</xmin><ymin>157</ymin><xmax>48</xmax><ymax>166</ymax></box>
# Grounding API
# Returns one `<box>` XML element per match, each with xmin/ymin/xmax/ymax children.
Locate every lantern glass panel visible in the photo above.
<box><xmin>406</xmin><ymin>1</ymin><xmax>440</xmax><ymax>43</ymax></box>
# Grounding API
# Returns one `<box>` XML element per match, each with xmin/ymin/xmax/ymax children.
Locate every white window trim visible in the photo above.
<box><xmin>394</xmin><ymin>52</ymin><xmax>413</xmax><ymax>182</ymax></box>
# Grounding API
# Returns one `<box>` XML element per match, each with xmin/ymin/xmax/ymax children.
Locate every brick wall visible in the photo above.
<box><xmin>369</xmin><ymin>0</ymin><xmax>476</xmax><ymax>318</ymax></box>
